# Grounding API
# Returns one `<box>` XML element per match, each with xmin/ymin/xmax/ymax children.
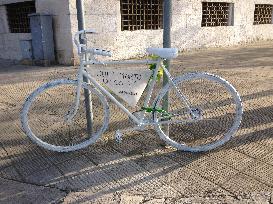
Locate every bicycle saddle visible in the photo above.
<box><xmin>146</xmin><ymin>48</ymin><xmax>178</xmax><ymax>59</ymax></box>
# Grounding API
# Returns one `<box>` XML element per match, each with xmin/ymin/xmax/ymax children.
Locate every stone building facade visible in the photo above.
<box><xmin>0</xmin><ymin>0</ymin><xmax>273</xmax><ymax>65</ymax></box>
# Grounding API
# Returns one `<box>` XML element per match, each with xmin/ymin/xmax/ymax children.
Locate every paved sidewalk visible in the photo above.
<box><xmin>1</xmin><ymin>42</ymin><xmax>273</xmax><ymax>203</ymax></box>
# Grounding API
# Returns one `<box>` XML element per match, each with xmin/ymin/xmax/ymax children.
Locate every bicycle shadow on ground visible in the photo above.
<box><xmin>0</xmin><ymin>126</ymin><xmax>210</xmax><ymax>199</ymax></box>
<box><xmin>1</xmin><ymin>57</ymin><xmax>273</xmax><ymax>201</ymax></box>
<box><xmin>1</xmin><ymin>99</ymin><xmax>273</xmax><ymax>202</ymax></box>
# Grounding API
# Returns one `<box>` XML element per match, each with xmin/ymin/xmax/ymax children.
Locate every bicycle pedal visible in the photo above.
<box><xmin>115</xmin><ymin>130</ymin><xmax>123</xmax><ymax>143</ymax></box>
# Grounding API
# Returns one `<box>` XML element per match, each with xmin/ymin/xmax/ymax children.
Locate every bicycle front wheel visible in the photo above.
<box><xmin>21</xmin><ymin>79</ymin><xmax>109</xmax><ymax>152</ymax></box>
<box><xmin>153</xmin><ymin>72</ymin><xmax>243</xmax><ymax>152</ymax></box>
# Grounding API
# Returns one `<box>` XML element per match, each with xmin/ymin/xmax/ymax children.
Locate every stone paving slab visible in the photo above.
<box><xmin>207</xmin><ymin>148</ymin><xmax>255</xmax><ymax>171</ymax></box>
<box><xmin>222</xmin><ymin>173</ymin><xmax>273</xmax><ymax>195</ymax></box>
<box><xmin>0</xmin><ymin>165</ymin><xmax>22</xmax><ymax>181</ymax></box>
<box><xmin>1</xmin><ymin>41</ymin><xmax>273</xmax><ymax>203</ymax></box>
<box><xmin>0</xmin><ymin>177</ymin><xmax>66</xmax><ymax>204</ymax></box>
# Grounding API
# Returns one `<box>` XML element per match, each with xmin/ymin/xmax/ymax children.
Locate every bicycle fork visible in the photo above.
<box><xmin>64</xmin><ymin>59</ymin><xmax>85</xmax><ymax>123</ymax></box>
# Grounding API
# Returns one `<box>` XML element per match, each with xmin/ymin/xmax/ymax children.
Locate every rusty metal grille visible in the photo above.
<box><xmin>6</xmin><ymin>1</ymin><xmax>36</xmax><ymax>33</ymax></box>
<box><xmin>254</xmin><ymin>4</ymin><xmax>273</xmax><ymax>25</ymax></box>
<box><xmin>202</xmin><ymin>2</ymin><xmax>234</xmax><ymax>27</ymax></box>
<box><xmin>120</xmin><ymin>0</ymin><xmax>163</xmax><ymax>31</ymax></box>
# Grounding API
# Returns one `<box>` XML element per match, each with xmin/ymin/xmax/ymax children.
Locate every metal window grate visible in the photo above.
<box><xmin>6</xmin><ymin>1</ymin><xmax>36</xmax><ymax>33</ymax></box>
<box><xmin>120</xmin><ymin>0</ymin><xmax>163</xmax><ymax>31</ymax></box>
<box><xmin>254</xmin><ymin>4</ymin><xmax>273</xmax><ymax>25</ymax></box>
<box><xmin>202</xmin><ymin>2</ymin><xmax>234</xmax><ymax>27</ymax></box>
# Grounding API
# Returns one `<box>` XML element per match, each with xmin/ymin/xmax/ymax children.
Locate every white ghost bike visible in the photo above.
<box><xmin>21</xmin><ymin>29</ymin><xmax>243</xmax><ymax>152</ymax></box>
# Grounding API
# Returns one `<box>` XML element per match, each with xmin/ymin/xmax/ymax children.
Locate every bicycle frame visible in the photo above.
<box><xmin>86</xmin><ymin>57</ymin><xmax>163</xmax><ymax>125</ymax></box>
<box><xmin>20</xmin><ymin>29</ymin><xmax>243</xmax><ymax>153</ymax></box>
<box><xmin>66</xmin><ymin>53</ymin><xmax>192</xmax><ymax>127</ymax></box>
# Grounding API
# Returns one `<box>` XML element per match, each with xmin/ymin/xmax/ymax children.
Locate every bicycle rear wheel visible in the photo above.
<box><xmin>21</xmin><ymin>79</ymin><xmax>109</xmax><ymax>152</ymax></box>
<box><xmin>153</xmin><ymin>72</ymin><xmax>243</xmax><ymax>152</ymax></box>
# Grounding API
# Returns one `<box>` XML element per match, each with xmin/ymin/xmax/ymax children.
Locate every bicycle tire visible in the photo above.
<box><xmin>21</xmin><ymin>79</ymin><xmax>109</xmax><ymax>152</ymax></box>
<box><xmin>153</xmin><ymin>72</ymin><xmax>243</xmax><ymax>152</ymax></box>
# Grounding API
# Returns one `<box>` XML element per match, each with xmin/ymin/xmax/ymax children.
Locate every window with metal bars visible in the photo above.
<box><xmin>6</xmin><ymin>1</ymin><xmax>36</xmax><ymax>33</ymax></box>
<box><xmin>254</xmin><ymin>4</ymin><xmax>273</xmax><ymax>25</ymax></box>
<box><xmin>202</xmin><ymin>2</ymin><xmax>234</xmax><ymax>27</ymax></box>
<box><xmin>120</xmin><ymin>0</ymin><xmax>163</xmax><ymax>31</ymax></box>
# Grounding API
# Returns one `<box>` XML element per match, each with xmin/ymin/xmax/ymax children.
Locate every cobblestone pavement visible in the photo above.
<box><xmin>1</xmin><ymin>42</ymin><xmax>273</xmax><ymax>203</ymax></box>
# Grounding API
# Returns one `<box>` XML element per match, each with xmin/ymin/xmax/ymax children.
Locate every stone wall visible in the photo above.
<box><xmin>0</xmin><ymin>3</ymin><xmax>31</xmax><ymax>60</ymax></box>
<box><xmin>35</xmin><ymin>0</ymin><xmax>74</xmax><ymax>65</ymax></box>
<box><xmin>1</xmin><ymin>0</ymin><xmax>273</xmax><ymax>64</ymax></box>
<box><xmin>69</xmin><ymin>0</ymin><xmax>165</xmax><ymax>61</ymax></box>
<box><xmin>0</xmin><ymin>0</ymin><xmax>75</xmax><ymax>64</ymax></box>
<box><xmin>172</xmin><ymin>0</ymin><xmax>273</xmax><ymax>50</ymax></box>
<box><xmin>69</xmin><ymin>0</ymin><xmax>273</xmax><ymax>61</ymax></box>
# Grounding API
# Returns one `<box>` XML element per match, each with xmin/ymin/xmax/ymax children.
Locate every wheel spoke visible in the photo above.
<box><xmin>153</xmin><ymin>72</ymin><xmax>242</xmax><ymax>152</ymax></box>
<box><xmin>21</xmin><ymin>79</ymin><xmax>109</xmax><ymax>152</ymax></box>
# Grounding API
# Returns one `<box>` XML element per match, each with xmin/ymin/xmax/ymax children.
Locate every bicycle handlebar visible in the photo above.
<box><xmin>73</xmin><ymin>29</ymin><xmax>112</xmax><ymax>57</ymax></box>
